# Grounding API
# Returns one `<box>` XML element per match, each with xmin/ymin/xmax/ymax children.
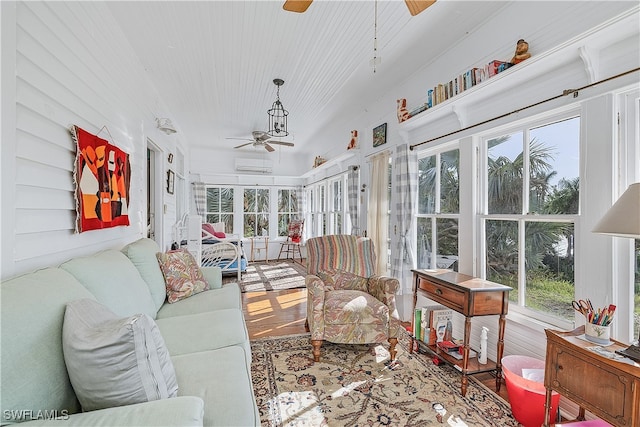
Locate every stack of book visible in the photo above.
<box><xmin>406</xmin><ymin>59</ymin><xmax>515</xmax><ymax>118</ymax></box>
<box><xmin>414</xmin><ymin>305</ymin><xmax>453</xmax><ymax>345</ymax></box>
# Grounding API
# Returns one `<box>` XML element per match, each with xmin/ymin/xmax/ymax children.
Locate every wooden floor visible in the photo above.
<box><xmin>241</xmin><ymin>287</ymin><xmax>511</xmax><ymax>403</ymax></box>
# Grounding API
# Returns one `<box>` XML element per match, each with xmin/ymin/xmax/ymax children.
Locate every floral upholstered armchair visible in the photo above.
<box><xmin>305</xmin><ymin>235</ymin><xmax>401</xmax><ymax>362</ymax></box>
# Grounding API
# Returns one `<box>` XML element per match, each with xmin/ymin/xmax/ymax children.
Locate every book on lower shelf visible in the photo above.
<box><xmin>414</xmin><ymin>304</ymin><xmax>447</xmax><ymax>343</ymax></box>
<box><xmin>437</xmin><ymin>339</ymin><xmax>477</xmax><ymax>360</ymax></box>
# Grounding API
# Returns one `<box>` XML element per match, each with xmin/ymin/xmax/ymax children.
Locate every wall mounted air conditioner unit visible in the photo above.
<box><xmin>235</xmin><ymin>158</ymin><xmax>273</xmax><ymax>174</ymax></box>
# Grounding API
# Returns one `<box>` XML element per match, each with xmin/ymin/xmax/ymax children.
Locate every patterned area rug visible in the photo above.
<box><xmin>251</xmin><ymin>332</ymin><xmax>517</xmax><ymax>427</ymax></box>
<box><xmin>238</xmin><ymin>261</ymin><xmax>307</xmax><ymax>293</ymax></box>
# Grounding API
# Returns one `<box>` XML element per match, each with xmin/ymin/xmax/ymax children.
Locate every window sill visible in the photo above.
<box><xmin>506</xmin><ymin>306</ymin><xmax>574</xmax><ymax>335</ymax></box>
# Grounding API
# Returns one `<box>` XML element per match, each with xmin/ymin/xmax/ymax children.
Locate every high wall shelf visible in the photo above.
<box><xmin>399</xmin><ymin>10</ymin><xmax>638</xmax><ymax>135</ymax></box>
<box><xmin>301</xmin><ymin>150</ymin><xmax>358</xmax><ymax>179</ymax></box>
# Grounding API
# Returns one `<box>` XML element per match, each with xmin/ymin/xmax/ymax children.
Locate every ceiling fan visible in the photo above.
<box><xmin>227</xmin><ymin>130</ymin><xmax>294</xmax><ymax>153</ymax></box>
<box><xmin>283</xmin><ymin>0</ymin><xmax>436</xmax><ymax>16</ymax></box>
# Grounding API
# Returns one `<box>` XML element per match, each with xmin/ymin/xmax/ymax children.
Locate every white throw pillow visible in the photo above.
<box><xmin>62</xmin><ymin>299</ymin><xmax>178</xmax><ymax>412</ymax></box>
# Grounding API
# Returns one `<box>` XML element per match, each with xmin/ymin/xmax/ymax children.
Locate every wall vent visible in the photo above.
<box><xmin>235</xmin><ymin>158</ymin><xmax>273</xmax><ymax>174</ymax></box>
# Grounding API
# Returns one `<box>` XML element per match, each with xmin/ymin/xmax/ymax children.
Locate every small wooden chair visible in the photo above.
<box><xmin>277</xmin><ymin>219</ymin><xmax>304</xmax><ymax>264</ymax></box>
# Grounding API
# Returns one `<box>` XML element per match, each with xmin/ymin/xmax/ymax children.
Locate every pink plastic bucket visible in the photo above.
<box><xmin>502</xmin><ymin>355</ymin><xmax>560</xmax><ymax>427</ymax></box>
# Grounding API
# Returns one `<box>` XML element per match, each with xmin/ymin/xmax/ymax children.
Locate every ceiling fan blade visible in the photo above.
<box><xmin>264</xmin><ymin>143</ymin><xmax>276</xmax><ymax>152</ymax></box>
<box><xmin>404</xmin><ymin>0</ymin><xmax>436</xmax><ymax>16</ymax></box>
<box><xmin>234</xmin><ymin>142</ymin><xmax>254</xmax><ymax>149</ymax></box>
<box><xmin>227</xmin><ymin>137</ymin><xmax>253</xmax><ymax>141</ymax></box>
<box><xmin>268</xmin><ymin>141</ymin><xmax>294</xmax><ymax>147</ymax></box>
<box><xmin>283</xmin><ymin>0</ymin><xmax>313</xmax><ymax>13</ymax></box>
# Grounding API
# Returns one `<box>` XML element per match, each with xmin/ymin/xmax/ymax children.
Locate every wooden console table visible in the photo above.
<box><xmin>543</xmin><ymin>327</ymin><xmax>640</xmax><ymax>427</ymax></box>
<box><xmin>410</xmin><ymin>269</ymin><xmax>511</xmax><ymax>396</ymax></box>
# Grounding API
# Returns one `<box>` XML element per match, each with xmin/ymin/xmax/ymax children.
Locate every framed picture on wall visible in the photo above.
<box><xmin>373</xmin><ymin>123</ymin><xmax>387</xmax><ymax>147</ymax></box>
<box><xmin>167</xmin><ymin>170</ymin><xmax>175</xmax><ymax>194</ymax></box>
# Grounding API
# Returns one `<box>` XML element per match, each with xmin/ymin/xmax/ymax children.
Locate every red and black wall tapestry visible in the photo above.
<box><xmin>71</xmin><ymin>125</ymin><xmax>131</xmax><ymax>233</ymax></box>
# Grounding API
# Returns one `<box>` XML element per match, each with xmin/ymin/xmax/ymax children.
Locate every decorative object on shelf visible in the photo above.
<box><xmin>267</xmin><ymin>78</ymin><xmax>289</xmax><ymax>137</ymax></box>
<box><xmin>373</xmin><ymin>122</ymin><xmax>387</xmax><ymax>147</ymax></box>
<box><xmin>347</xmin><ymin>130</ymin><xmax>358</xmax><ymax>150</ymax></box>
<box><xmin>70</xmin><ymin>125</ymin><xmax>131</xmax><ymax>233</ymax></box>
<box><xmin>156</xmin><ymin>118</ymin><xmax>177</xmax><ymax>135</ymax></box>
<box><xmin>167</xmin><ymin>170</ymin><xmax>175</xmax><ymax>194</ymax></box>
<box><xmin>313</xmin><ymin>156</ymin><xmax>327</xmax><ymax>168</ymax></box>
<box><xmin>167</xmin><ymin>153</ymin><xmax>173</xmax><ymax>164</ymax></box>
<box><xmin>510</xmin><ymin>39</ymin><xmax>531</xmax><ymax>64</ymax></box>
<box><xmin>397</xmin><ymin>98</ymin><xmax>411</xmax><ymax>123</ymax></box>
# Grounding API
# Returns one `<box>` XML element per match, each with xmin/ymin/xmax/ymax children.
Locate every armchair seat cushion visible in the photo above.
<box><xmin>324</xmin><ymin>290</ymin><xmax>389</xmax><ymax>325</ymax></box>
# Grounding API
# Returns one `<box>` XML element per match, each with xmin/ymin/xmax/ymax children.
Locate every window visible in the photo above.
<box><xmin>417</xmin><ymin>147</ymin><xmax>460</xmax><ymax>271</ymax></box>
<box><xmin>482</xmin><ymin>116</ymin><xmax>580</xmax><ymax>324</ymax></box>
<box><xmin>328</xmin><ymin>178</ymin><xmax>344</xmax><ymax>234</ymax></box>
<box><xmin>277</xmin><ymin>189</ymin><xmax>299</xmax><ymax>236</ymax></box>
<box><xmin>205</xmin><ymin>187</ymin><xmax>234</xmax><ymax>233</ymax></box>
<box><xmin>243</xmin><ymin>188</ymin><xmax>269</xmax><ymax>237</ymax></box>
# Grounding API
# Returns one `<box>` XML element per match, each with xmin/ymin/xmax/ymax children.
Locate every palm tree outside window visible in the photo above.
<box><xmin>244</xmin><ymin>188</ymin><xmax>269</xmax><ymax>237</ymax></box>
<box><xmin>482</xmin><ymin>116</ymin><xmax>580</xmax><ymax>324</ymax></box>
<box><xmin>205</xmin><ymin>187</ymin><xmax>234</xmax><ymax>233</ymax></box>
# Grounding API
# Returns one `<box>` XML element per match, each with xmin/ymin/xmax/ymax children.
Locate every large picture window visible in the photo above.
<box><xmin>482</xmin><ymin>116</ymin><xmax>580</xmax><ymax>323</ymax></box>
<box><xmin>417</xmin><ymin>147</ymin><xmax>460</xmax><ymax>271</ymax></box>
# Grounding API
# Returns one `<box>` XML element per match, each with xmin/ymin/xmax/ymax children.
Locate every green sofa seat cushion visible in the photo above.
<box><xmin>155</xmin><ymin>283</ymin><xmax>241</xmax><ymax>319</ymax></box>
<box><xmin>155</xmin><ymin>308</ymin><xmax>251</xmax><ymax>365</ymax></box>
<box><xmin>172</xmin><ymin>347</ymin><xmax>259</xmax><ymax>427</ymax></box>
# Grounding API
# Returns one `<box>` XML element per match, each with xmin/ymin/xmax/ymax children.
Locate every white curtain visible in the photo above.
<box><xmin>347</xmin><ymin>165</ymin><xmax>360</xmax><ymax>235</ymax></box>
<box><xmin>367</xmin><ymin>151</ymin><xmax>389</xmax><ymax>275</ymax></box>
<box><xmin>391</xmin><ymin>144</ymin><xmax>418</xmax><ymax>294</ymax></box>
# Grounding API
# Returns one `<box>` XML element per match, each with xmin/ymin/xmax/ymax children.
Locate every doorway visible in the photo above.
<box><xmin>147</xmin><ymin>139</ymin><xmax>163</xmax><ymax>246</ymax></box>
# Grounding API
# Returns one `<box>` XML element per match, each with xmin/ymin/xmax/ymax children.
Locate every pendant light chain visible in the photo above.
<box><xmin>372</xmin><ymin>0</ymin><xmax>379</xmax><ymax>73</ymax></box>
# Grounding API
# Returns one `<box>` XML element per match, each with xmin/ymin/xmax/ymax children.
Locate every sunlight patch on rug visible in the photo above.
<box><xmin>251</xmin><ymin>332</ymin><xmax>517</xmax><ymax>427</ymax></box>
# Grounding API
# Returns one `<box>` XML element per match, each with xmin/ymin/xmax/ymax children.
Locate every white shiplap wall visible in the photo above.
<box><xmin>1</xmin><ymin>1</ymin><xmax>182</xmax><ymax>280</ymax></box>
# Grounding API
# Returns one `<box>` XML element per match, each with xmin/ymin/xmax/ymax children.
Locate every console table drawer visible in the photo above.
<box><xmin>418</xmin><ymin>277</ymin><xmax>465</xmax><ymax>311</ymax></box>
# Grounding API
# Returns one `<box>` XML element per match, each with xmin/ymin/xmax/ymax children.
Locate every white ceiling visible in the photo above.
<box><xmin>105</xmin><ymin>0</ymin><xmax>507</xmax><ymax>157</ymax></box>
<box><xmin>105</xmin><ymin>1</ymin><xmax>638</xmax><ymax>162</ymax></box>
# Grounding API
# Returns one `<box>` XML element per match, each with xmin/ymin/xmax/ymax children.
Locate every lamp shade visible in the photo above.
<box><xmin>592</xmin><ymin>182</ymin><xmax>640</xmax><ymax>238</ymax></box>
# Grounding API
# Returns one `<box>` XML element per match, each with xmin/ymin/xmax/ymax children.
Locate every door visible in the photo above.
<box><xmin>147</xmin><ymin>139</ymin><xmax>163</xmax><ymax>246</ymax></box>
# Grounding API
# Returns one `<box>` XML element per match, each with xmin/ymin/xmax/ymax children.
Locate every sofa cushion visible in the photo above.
<box><xmin>1</xmin><ymin>268</ymin><xmax>95</xmax><ymax>424</ymax></box>
<box><xmin>155</xmin><ymin>308</ymin><xmax>251</xmax><ymax>364</ymax></box>
<box><xmin>60</xmin><ymin>249</ymin><xmax>157</xmax><ymax>319</ymax></box>
<box><xmin>172</xmin><ymin>347</ymin><xmax>259</xmax><ymax>427</ymax></box>
<box><xmin>62</xmin><ymin>299</ymin><xmax>178</xmax><ymax>412</ymax></box>
<box><xmin>121</xmin><ymin>238</ymin><xmax>167</xmax><ymax>310</ymax></box>
<box><xmin>317</xmin><ymin>269</ymin><xmax>369</xmax><ymax>292</ymax></box>
<box><xmin>156</xmin><ymin>250</ymin><xmax>210</xmax><ymax>303</ymax></box>
<box><xmin>19</xmin><ymin>397</ymin><xmax>205</xmax><ymax>426</ymax></box>
<box><xmin>155</xmin><ymin>283</ymin><xmax>241</xmax><ymax>319</ymax></box>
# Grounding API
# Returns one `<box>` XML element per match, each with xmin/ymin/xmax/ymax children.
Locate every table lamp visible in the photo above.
<box><xmin>592</xmin><ymin>183</ymin><xmax>640</xmax><ymax>238</ymax></box>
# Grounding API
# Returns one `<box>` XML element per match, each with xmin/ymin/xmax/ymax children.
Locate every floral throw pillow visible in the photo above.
<box><xmin>156</xmin><ymin>249</ymin><xmax>210</xmax><ymax>303</ymax></box>
<box><xmin>317</xmin><ymin>269</ymin><xmax>368</xmax><ymax>292</ymax></box>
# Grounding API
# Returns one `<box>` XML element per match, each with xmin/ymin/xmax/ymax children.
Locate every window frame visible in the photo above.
<box><xmin>478</xmin><ymin>109</ymin><xmax>581</xmax><ymax>330</ymax></box>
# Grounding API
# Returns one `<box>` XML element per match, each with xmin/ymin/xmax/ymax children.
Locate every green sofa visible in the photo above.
<box><xmin>1</xmin><ymin>238</ymin><xmax>259</xmax><ymax>426</ymax></box>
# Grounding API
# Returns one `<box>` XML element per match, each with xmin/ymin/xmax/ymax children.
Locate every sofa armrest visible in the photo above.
<box><xmin>200</xmin><ymin>266</ymin><xmax>222</xmax><ymax>289</ymax></box>
<box><xmin>18</xmin><ymin>396</ymin><xmax>204</xmax><ymax>426</ymax></box>
<box><xmin>306</xmin><ymin>275</ymin><xmax>329</xmax><ymax>339</ymax></box>
<box><xmin>368</xmin><ymin>275</ymin><xmax>399</xmax><ymax>315</ymax></box>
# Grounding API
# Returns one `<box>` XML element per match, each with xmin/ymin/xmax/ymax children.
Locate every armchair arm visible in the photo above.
<box><xmin>367</xmin><ymin>275</ymin><xmax>400</xmax><ymax>318</ymax></box>
<box><xmin>306</xmin><ymin>274</ymin><xmax>331</xmax><ymax>340</ymax></box>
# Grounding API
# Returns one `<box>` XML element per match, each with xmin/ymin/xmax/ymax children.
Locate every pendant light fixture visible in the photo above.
<box><xmin>369</xmin><ymin>0</ymin><xmax>381</xmax><ymax>73</ymax></box>
<box><xmin>267</xmin><ymin>78</ymin><xmax>289</xmax><ymax>137</ymax></box>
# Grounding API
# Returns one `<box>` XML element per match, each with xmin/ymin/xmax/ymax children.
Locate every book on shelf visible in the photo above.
<box><xmin>414</xmin><ymin>304</ymin><xmax>446</xmax><ymax>343</ymax></box>
<box><xmin>436</xmin><ymin>339</ymin><xmax>477</xmax><ymax>360</ymax></box>
<box><xmin>432</xmin><ymin>308</ymin><xmax>454</xmax><ymax>344</ymax></box>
